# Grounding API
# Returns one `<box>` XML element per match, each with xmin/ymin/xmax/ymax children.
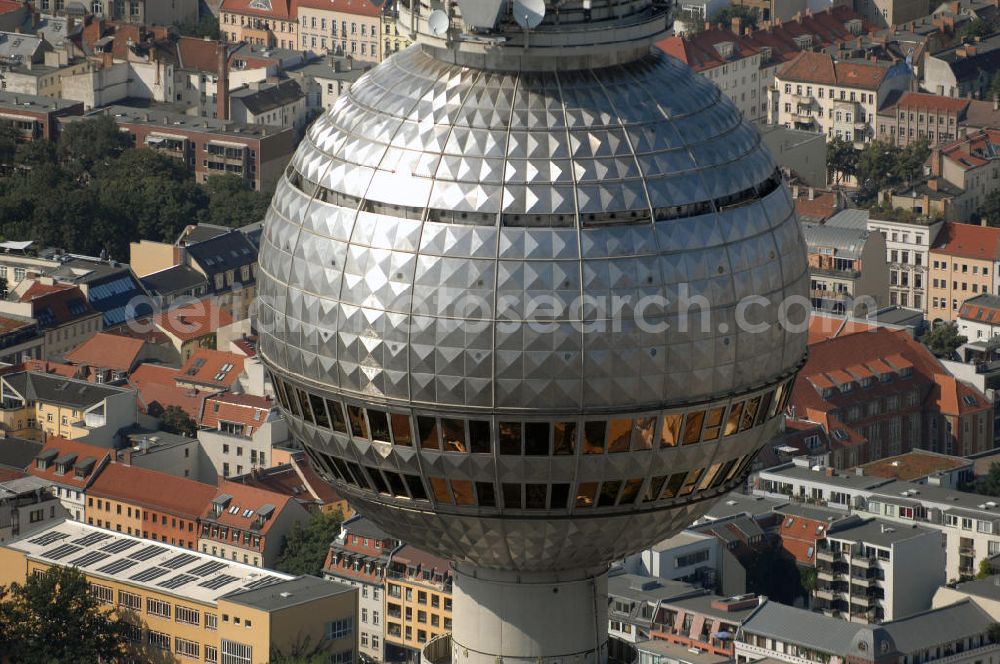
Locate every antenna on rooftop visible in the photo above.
<box><xmin>427</xmin><ymin>9</ymin><xmax>450</xmax><ymax>37</ymax></box>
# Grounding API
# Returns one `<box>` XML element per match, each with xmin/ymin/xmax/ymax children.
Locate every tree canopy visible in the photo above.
<box><xmin>0</xmin><ymin>566</ymin><xmax>131</xmax><ymax>664</ymax></box>
<box><xmin>826</xmin><ymin>136</ymin><xmax>857</xmax><ymax>186</ymax></box>
<box><xmin>923</xmin><ymin>321</ymin><xmax>967</xmax><ymax>359</ymax></box>
<box><xmin>849</xmin><ymin>138</ymin><xmax>931</xmax><ymax>206</ymax></box>
<box><xmin>274</xmin><ymin>509</ymin><xmax>344</xmax><ymax>576</ymax></box>
<box><xmin>176</xmin><ymin>14</ymin><xmax>221</xmax><ymax>40</ymax></box>
<box><xmin>713</xmin><ymin>4</ymin><xmax>759</xmax><ymax>31</ymax></box>
<box><xmin>159</xmin><ymin>404</ymin><xmax>198</xmax><ymax>437</ymax></box>
<box><xmin>972</xmin><ymin>462</ymin><xmax>1000</xmax><ymax>498</ymax></box>
<box><xmin>0</xmin><ymin>117</ymin><xmax>271</xmax><ymax>259</ymax></box>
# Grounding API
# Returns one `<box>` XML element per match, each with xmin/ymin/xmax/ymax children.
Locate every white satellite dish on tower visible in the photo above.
<box><xmin>455</xmin><ymin>0</ymin><xmax>507</xmax><ymax>30</ymax></box>
<box><xmin>427</xmin><ymin>9</ymin><xmax>450</xmax><ymax>36</ymax></box>
<box><xmin>513</xmin><ymin>0</ymin><xmax>546</xmax><ymax>29</ymax></box>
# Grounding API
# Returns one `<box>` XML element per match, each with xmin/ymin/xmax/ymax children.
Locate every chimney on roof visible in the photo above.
<box><xmin>792</xmin><ymin>184</ymin><xmax>800</xmax><ymax>198</ymax></box>
<box><xmin>218</xmin><ymin>42</ymin><xmax>229</xmax><ymax>122</ymax></box>
<box><xmin>731</xmin><ymin>16</ymin><xmax>741</xmax><ymax>34</ymax></box>
<box><xmin>704</xmin><ymin>21</ymin><xmax>712</xmax><ymax>31</ymax></box>
<box><xmin>931</xmin><ymin>147</ymin><xmax>942</xmax><ymax>176</ymax></box>
<box><xmin>122</xmin><ymin>449</ymin><xmax>131</xmax><ymax>466</ymax></box>
<box><xmin>808</xmin><ymin>187</ymin><xmax>815</xmax><ymax>201</ymax></box>
<box><xmin>928</xmin><ymin>178</ymin><xmax>938</xmax><ymax>191</ymax></box>
<box><xmin>993</xmin><ymin>95</ymin><xmax>998</xmax><ymax>111</ymax></box>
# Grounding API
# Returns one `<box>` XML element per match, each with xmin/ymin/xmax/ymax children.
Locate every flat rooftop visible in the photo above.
<box><xmin>88</xmin><ymin>105</ymin><xmax>288</xmax><ymax>139</ymax></box>
<box><xmin>6</xmin><ymin>520</ymin><xmax>294</xmax><ymax>605</ymax></box>
<box><xmin>635</xmin><ymin>639</ymin><xmax>730</xmax><ymax>664</ymax></box>
<box><xmin>758</xmin><ymin>462</ymin><xmax>895</xmax><ymax>491</ymax></box>
<box><xmin>223</xmin><ymin>574</ymin><xmax>354</xmax><ymax>611</ymax></box>
<box><xmin>0</xmin><ymin>91</ymin><xmax>81</xmax><ymax>112</ymax></box>
<box><xmin>859</xmin><ymin>450</ymin><xmax>971</xmax><ymax>482</ymax></box>
<box><xmin>827</xmin><ymin>518</ymin><xmax>934</xmax><ymax>547</ymax></box>
<box><xmin>702</xmin><ymin>492</ymin><xmax>787</xmax><ymax>520</ymax></box>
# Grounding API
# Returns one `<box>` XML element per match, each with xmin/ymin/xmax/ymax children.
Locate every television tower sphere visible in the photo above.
<box><xmin>256</xmin><ymin>1</ymin><xmax>808</xmax><ymax>663</ymax></box>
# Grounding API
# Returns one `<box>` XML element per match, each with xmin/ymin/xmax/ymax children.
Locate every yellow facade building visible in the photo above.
<box><xmin>928</xmin><ymin>222</ymin><xmax>1000</xmax><ymax>323</ymax></box>
<box><xmin>384</xmin><ymin>545</ymin><xmax>452</xmax><ymax>661</ymax></box>
<box><xmin>0</xmin><ymin>521</ymin><xmax>358</xmax><ymax>664</ymax></box>
<box><xmin>380</xmin><ymin>1</ymin><xmax>411</xmax><ymax>61</ymax></box>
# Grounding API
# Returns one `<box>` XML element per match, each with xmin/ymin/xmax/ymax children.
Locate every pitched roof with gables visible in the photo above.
<box><xmin>179</xmin><ymin>349</ymin><xmax>245</xmax><ymax>390</ymax></box>
<box><xmin>88</xmin><ymin>461</ymin><xmax>217</xmax><ymax>518</ymax></box>
<box><xmin>154</xmin><ymin>301</ymin><xmax>233</xmax><ymax>343</ymax></box>
<box><xmin>64</xmin><ymin>332</ymin><xmax>146</xmax><ymax>373</ymax></box>
<box><xmin>778</xmin><ymin>51</ymin><xmax>887</xmax><ymax>89</ymax></box>
<box><xmin>26</xmin><ymin>436</ymin><xmax>111</xmax><ymax>489</ymax></box>
<box><xmin>199</xmin><ymin>392</ymin><xmax>272</xmax><ymax>431</ymax></box>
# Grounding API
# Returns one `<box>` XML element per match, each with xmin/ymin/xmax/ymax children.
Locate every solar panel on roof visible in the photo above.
<box><xmin>242</xmin><ymin>576</ymin><xmax>280</xmax><ymax>590</ymax></box>
<box><xmin>188</xmin><ymin>561</ymin><xmax>227</xmax><ymax>577</ymax></box>
<box><xmin>68</xmin><ymin>551</ymin><xmax>110</xmax><ymax>568</ymax></box>
<box><xmin>97</xmin><ymin>558</ymin><xmax>137</xmax><ymax>575</ymax></box>
<box><xmin>71</xmin><ymin>532</ymin><xmax>111</xmax><ymax>547</ymax></box>
<box><xmin>162</xmin><ymin>553</ymin><xmax>198</xmax><ymax>570</ymax></box>
<box><xmin>101</xmin><ymin>539</ymin><xmax>139</xmax><ymax>554</ymax></box>
<box><xmin>28</xmin><ymin>532</ymin><xmax>68</xmax><ymax>547</ymax></box>
<box><xmin>129</xmin><ymin>567</ymin><xmax>169</xmax><ymax>583</ymax></box>
<box><xmin>47</xmin><ymin>544</ymin><xmax>83</xmax><ymax>560</ymax></box>
<box><xmin>128</xmin><ymin>545</ymin><xmax>167</xmax><ymax>562</ymax></box>
<box><xmin>157</xmin><ymin>574</ymin><xmax>198</xmax><ymax>590</ymax></box>
<box><xmin>198</xmin><ymin>574</ymin><xmax>239</xmax><ymax>590</ymax></box>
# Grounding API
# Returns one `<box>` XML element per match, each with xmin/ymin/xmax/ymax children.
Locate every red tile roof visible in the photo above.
<box><xmin>0</xmin><ymin>468</ymin><xmax>26</xmax><ymax>481</ymax></box>
<box><xmin>958</xmin><ymin>297</ymin><xmax>1000</xmax><ymax>323</ymax></box>
<box><xmin>0</xmin><ymin>315</ymin><xmax>34</xmax><ymax>335</ymax></box>
<box><xmin>931</xmin><ymin>222</ymin><xmax>1000</xmax><ymax>261</ymax></box>
<box><xmin>940</xmin><ymin>128</ymin><xmax>1000</xmax><ymax>171</ymax></box>
<box><xmin>178</xmin><ymin>349</ymin><xmax>245</xmax><ymax>390</ymax></box>
<box><xmin>19</xmin><ymin>283</ymin><xmax>96</xmax><ymax>328</ymax></box>
<box><xmin>64</xmin><ymin>332</ymin><xmax>146</xmax><ymax>373</ymax></box>
<box><xmin>296</xmin><ymin>0</ymin><xmax>381</xmax><ymax>15</ymax></box>
<box><xmin>129</xmin><ymin>363</ymin><xmax>211</xmax><ymax>419</ymax></box>
<box><xmin>199</xmin><ymin>392</ymin><xmax>272</xmax><ymax>431</ymax></box>
<box><xmin>204</xmin><ymin>479</ymin><xmax>295</xmax><ymax>538</ymax></box>
<box><xmin>154</xmin><ymin>301</ymin><xmax>233</xmax><ymax>342</ymax></box>
<box><xmin>893</xmin><ymin>91</ymin><xmax>969</xmax><ymax>114</ymax></box>
<box><xmin>656</xmin><ymin>29</ymin><xmax>759</xmax><ymax>72</ymax></box>
<box><xmin>778</xmin><ymin>51</ymin><xmax>886</xmax><ymax>89</ymax></box>
<box><xmin>19</xmin><ymin>281</ymin><xmax>74</xmax><ymax>300</ymax></box>
<box><xmin>0</xmin><ymin>0</ymin><xmax>24</xmax><ymax>14</ymax></box>
<box><xmin>26</xmin><ymin>437</ymin><xmax>111</xmax><ymax>489</ymax></box>
<box><xmin>176</xmin><ymin>37</ymin><xmax>225</xmax><ymax>73</ymax></box>
<box><xmin>794</xmin><ymin>189</ymin><xmax>840</xmax><ymax>222</ymax></box>
<box><xmin>89</xmin><ymin>462</ymin><xmax>217</xmax><ymax>518</ymax></box>
<box><xmin>220</xmin><ymin>0</ymin><xmax>294</xmax><ymax>19</ymax></box>
<box><xmin>19</xmin><ymin>359</ymin><xmax>83</xmax><ymax>379</ymax></box>
<box><xmin>806</xmin><ymin>313</ymin><xmax>875</xmax><ymax>345</ymax></box>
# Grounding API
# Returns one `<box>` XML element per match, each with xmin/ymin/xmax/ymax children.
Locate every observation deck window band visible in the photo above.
<box><xmin>282</xmin><ymin>167</ymin><xmax>785</xmax><ymax>228</ymax></box>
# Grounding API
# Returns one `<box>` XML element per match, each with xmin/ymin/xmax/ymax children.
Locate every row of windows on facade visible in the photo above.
<box><xmin>86</xmin><ymin>517</ymin><xmax>195</xmax><ymax>549</ymax></box>
<box><xmin>783</xmin><ymin>84</ymin><xmax>875</xmax><ymax>105</ymax></box>
<box><xmin>933</xmin><ymin>296</ymin><xmax>979</xmax><ymax>311</ymax></box>
<box><xmin>930</xmin><ymin>278</ymin><xmax>986</xmax><ymax>294</ymax></box>
<box><xmin>933</xmin><ymin>260</ymin><xmax>989</xmax><ymax>275</ymax></box>
<box><xmin>386</xmin><ymin>621</ymin><xmax>446</xmax><ymax>644</ymax></box>
<box><xmin>87</xmin><ymin>497</ymin><xmax>196</xmax><ymax>532</ymax></box>
<box><xmin>880</xmin><ymin>126</ymin><xmax>956</xmax><ymax>142</ymax></box>
<box><xmin>223</xmin><ymin>12</ymin><xmax>375</xmax><ymax>37</ymax></box>
<box><xmin>89</xmin><ymin>584</ymin><xmax>233</xmax><ymax>627</ymax></box>
<box><xmin>200</xmin><ymin>523</ymin><xmax>262</xmax><ymax>549</ymax></box>
<box><xmin>783</xmin><ymin>103</ymin><xmax>874</xmax><ymax>125</ymax></box>
<box><xmin>386</xmin><ymin>603</ymin><xmax>448</xmax><ymax>630</ymax></box>
<box><xmin>301</xmin><ymin>35</ymin><xmax>379</xmax><ymax>55</ymax></box>
<box><xmin>273</xmin><ymin>375</ymin><xmax>793</xmax><ymax>454</ymax></box>
<box><xmin>310</xmin><ymin>437</ymin><xmax>756</xmax><ymax>511</ymax></box>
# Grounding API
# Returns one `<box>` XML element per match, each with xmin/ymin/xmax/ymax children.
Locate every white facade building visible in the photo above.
<box><xmin>866</xmin><ymin>215</ymin><xmax>943</xmax><ymax>314</ymax></box>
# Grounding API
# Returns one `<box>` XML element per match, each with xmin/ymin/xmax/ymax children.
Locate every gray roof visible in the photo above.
<box><xmin>230</xmin><ymin>79</ymin><xmax>304</xmax><ymax>116</ymax></box>
<box><xmin>0</xmin><ymin>436</ymin><xmax>42</xmax><ymax>471</ymax></box>
<box><xmin>772</xmin><ymin>502</ymin><xmax>856</xmax><ymax>524</ymax></box>
<box><xmin>666</xmin><ymin>592</ymin><xmax>761</xmax><ymax>622</ymax></box>
<box><xmin>3</xmin><ymin>371</ymin><xmax>132</xmax><ymax>409</ymax></box>
<box><xmin>824</xmin><ymin>209</ymin><xmax>870</xmax><ymax>231</ymax></box>
<box><xmin>703</xmin><ymin>492</ymin><xmax>786</xmax><ymax>520</ymax></box>
<box><xmin>635</xmin><ymin>639</ymin><xmax>729</xmax><ymax>664</ymax></box>
<box><xmin>140</xmin><ymin>265</ymin><xmax>208</xmax><ymax>297</ymax></box>
<box><xmin>741</xmin><ymin>601</ymin><xmax>889</xmax><ymax>658</ymax></box>
<box><xmin>222</xmin><ymin>574</ymin><xmax>354</xmax><ymax>610</ymax></box>
<box><xmin>0</xmin><ymin>32</ymin><xmax>45</xmax><ymax>63</ymax></box>
<box><xmin>826</xmin><ymin>518</ymin><xmax>934</xmax><ymax>547</ymax></box>
<box><xmin>759</xmin><ymin>462</ymin><xmax>893</xmax><ymax>491</ymax></box>
<box><xmin>177</xmin><ymin>224</ymin><xmax>231</xmax><ymax>247</ymax></box>
<box><xmin>607</xmin><ymin>573</ymin><xmax>703</xmax><ymax>604</ymax></box>
<box><xmin>0</xmin><ymin>475</ymin><xmax>50</xmax><ymax>497</ymax></box>
<box><xmin>948</xmin><ymin>574</ymin><xmax>1000</xmax><ymax>602</ymax></box>
<box><xmin>882</xmin><ymin>600</ymin><xmax>994</xmax><ymax>654</ymax></box>
<box><xmin>91</xmin><ymin>105</ymin><xmax>287</xmax><ymax>138</ymax></box>
<box><xmin>0</xmin><ymin>91</ymin><xmax>81</xmax><ymax>113</ymax></box>
<box><xmin>801</xmin><ymin>223</ymin><xmax>870</xmax><ymax>260</ymax></box>
<box><xmin>343</xmin><ymin>515</ymin><xmax>394</xmax><ymax>541</ymax></box>
<box><xmin>184</xmin><ymin>230</ymin><xmax>257</xmax><ymax>290</ymax></box>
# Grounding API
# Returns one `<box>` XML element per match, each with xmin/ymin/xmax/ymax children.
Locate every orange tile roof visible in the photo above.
<box><xmin>178</xmin><ymin>349</ymin><xmax>245</xmax><ymax>390</ymax></box>
<box><xmin>205</xmin><ymin>479</ymin><xmax>295</xmax><ymax>538</ymax></box>
<box><xmin>154</xmin><ymin>301</ymin><xmax>233</xmax><ymax>342</ymax></box>
<box><xmin>0</xmin><ymin>315</ymin><xmax>35</xmax><ymax>335</ymax></box>
<box><xmin>176</xmin><ymin>37</ymin><xmax>225</xmax><ymax>73</ymax></box>
<box><xmin>656</xmin><ymin>29</ymin><xmax>759</xmax><ymax>73</ymax></box>
<box><xmin>931</xmin><ymin>222</ymin><xmax>1000</xmax><ymax>261</ymax></box>
<box><xmin>64</xmin><ymin>332</ymin><xmax>146</xmax><ymax>373</ymax></box>
<box><xmin>26</xmin><ymin>437</ymin><xmax>111</xmax><ymax>489</ymax></box>
<box><xmin>19</xmin><ymin>282</ymin><xmax>96</xmax><ymax>328</ymax></box>
<box><xmin>778</xmin><ymin>51</ymin><xmax>887</xmax><ymax>89</ymax></box>
<box><xmin>199</xmin><ymin>392</ymin><xmax>272</xmax><ymax>431</ymax></box>
<box><xmin>19</xmin><ymin>281</ymin><xmax>74</xmax><ymax>300</ymax></box>
<box><xmin>794</xmin><ymin>190</ymin><xmax>840</xmax><ymax>222</ymax></box>
<box><xmin>129</xmin><ymin>363</ymin><xmax>212</xmax><ymax>419</ymax></box>
<box><xmin>89</xmin><ymin>462</ymin><xmax>217</xmax><ymax>518</ymax></box>
<box><xmin>958</xmin><ymin>296</ymin><xmax>1000</xmax><ymax>323</ymax></box>
<box><xmin>806</xmin><ymin>313</ymin><xmax>875</xmax><ymax>345</ymax></box>
<box><xmin>220</xmin><ymin>0</ymin><xmax>294</xmax><ymax>19</ymax></box>
<box><xmin>893</xmin><ymin>91</ymin><xmax>969</xmax><ymax>114</ymax></box>
<box><xmin>20</xmin><ymin>359</ymin><xmax>82</xmax><ymax>379</ymax></box>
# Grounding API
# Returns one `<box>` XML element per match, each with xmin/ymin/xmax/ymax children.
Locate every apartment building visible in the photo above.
<box><xmin>153</xmin><ymin>301</ymin><xmax>234</xmax><ymax>363</ymax></box>
<box><xmin>770</xmin><ymin>51</ymin><xmax>909</xmax><ymax>146</ymax></box>
<box><xmin>0</xmin><ymin>314</ymin><xmax>43</xmax><ymax>365</ymax></box>
<box><xmin>228</xmin><ymin>79</ymin><xmax>307</xmax><ymax>135</ymax></box>
<box><xmin>45</xmin><ymin>256</ymin><xmax>153</xmax><ymax>330</ymax></box>
<box><xmin>198</xmin><ymin>393</ymin><xmax>288</xmax><ymax>478</ymax></box>
<box><xmin>658</xmin><ymin>29</ymin><xmax>764</xmax><ymax>122</ymax></box>
<box><xmin>803</xmin><ymin>222</ymin><xmax>889</xmax><ymax>315</ymax></box>
<box><xmin>90</xmin><ymin>0</ymin><xmax>199</xmax><ymax>26</ymax></box>
<box><xmin>380</xmin><ymin>0</ymin><xmax>410</xmax><ymax>61</ymax></box>
<box><xmin>0</xmin><ymin>371</ymin><xmax>137</xmax><ymax>443</ymax></box>
<box><xmin>0</xmin><ymin>281</ymin><xmax>102</xmax><ymax>360</ymax></box>
<box><xmin>385</xmin><ymin>545</ymin><xmax>452</xmax><ymax>662</ymax></box>
<box><xmin>928</xmin><ymin>222</ymin><xmax>1000</xmax><ymax>323</ymax></box>
<box><xmin>198</xmin><ymin>481</ymin><xmax>311</xmax><ymax>567</ymax></box>
<box><xmin>0</xmin><ymin>520</ymin><xmax>358</xmax><ymax>664</ymax></box>
<box><xmin>877</xmin><ymin>92</ymin><xmax>969</xmax><ymax>147</ymax></box>
<box><xmin>220</xmin><ymin>0</ymin><xmax>297</xmax><ymax>48</ymax></box>
<box><xmin>0</xmin><ymin>475</ymin><xmax>67</xmax><ymax>544</ymax></box>
<box><xmin>0</xmin><ymin>91</ymin><xmax>83</xmax><ymax>141</ymax></box>
<box><xmin>606</xmin><ymin>573</ymin><xmax>704</xmax><ymax>645</ymax></box>
<box><xmin>298</xmin><ymin>0</ymin><xmax>381</xmax><ymax>61</ymax></box>
<box><xmin>755</xmin><ymin>460</ymin><xmax>1000</xmax><ymax>580</ymax></box>
<box><xmin>735</xmin><ymin>599</ymin><xmax>999</xmax><ymax>664</ymax></box>
<box><xmin>789</xmin><ymin>327</ymin><xmax>993</xmax><ymax>465</ymax></box>
<box><xmin>184</xmin><ymin>229</ymin><xmax>259</xmax><ymax>320</ymax></box>
<box><xmin>323</xmin><ymin>516</ymin><xmax>400</xmax><ymax>662</ymax></box>
<box><xmin>924</xmin><ymin>33</ymin><xmax>1000</xmax><ymax>99</ymax></box>
<box><xmin>86</xmin><ymin>462</ymin><xmax>216</xmax><ymax>549</ymax></box>
<box><xmin>866</xmin><ymin>213</ymin><xmax>943</xmax><ymax>314</ymax></box>
<box><xmin>815</xmin><ymin>519</ymin><xmax>945</xmax><ymax>623</ymax></box>
<box><xmin>63</xmin><ymin>332</ymin><xmax>154</xmax><ymax>384</ymax></box>
<box><xmin>97</xmin><ymin>105</ymin><xmax>296</xmax><ymax>192</ymax></box>
<box><xmin>27</xmin><ymin>437</ymin><xmax>110</xmax><ymax>522</ymax></box>
<box><xmin>957</xmin><ymin>293</ymin><xmax>1000</xmax><ymax>342</ymax></box>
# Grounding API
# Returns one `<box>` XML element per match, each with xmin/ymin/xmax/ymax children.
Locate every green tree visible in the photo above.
<box><xmin>159</xmin><ymin>404</ymin><xmax>198</xmax><ymax>437</ymax></box>
<box><xmin>975</xmin><ymin>463</ymin><xmax>1000</xmax><ymax>498</ymax></box>
<box><xmin>989</xmin><ymin>71</ymin><xmax>1000</xmax><ymax>105</ymax></box>
<box><xmin>275</xmin><ymin>510</ymin><xmax>344</xmax><ymax>576</ymax></box>
<box><xmin>0</xmin><ymin>122</ymin><xmax>20</xmax><ymax>168</ymax></box>
<box><xmin>923</xmin><ymin>321</ymin><xmax>967</xmax><ymax>359</ymax></box>
<box><xmin>58</xmin><ymin>115</ymin><xmax>132</xmax><ymax>173</ymax></box>
<box><xmin>978</xmin><ymin>190</ymin><xmax>1000</xmax><ymax>226</ymax></box>
<box><xmin>897</xmin><ymin>137</ymin><xmax>931</xmax><ymax>187</ymax></box>
<box><xmin>199</xmin><ymin>174</ymin><xmax>272</xmax><ymax>228</ymax></box>
<box><xmin>270</xmin><ymin>635</ymin><xmax>332</xmax><ymax>664</ymax></box>
<box><xmin>989</xmin><ymin>622</ymin><xmax>1000</xmax><ymax>643</ymax></box>
<box><xmin>857</xmin><ymin>140</ymin><xmax>901</xmax><ymax>197</ymax></box>
<box><xmin>826</xmin><ymin>136</ymin><xmax>857</xmax><ymax>186</ymax></box>
<box><xmin>979</xmin><ymin>558</ymin><xmax>993</xmax><ymax>579</ymax></box>
<box><xmin>714</xmin><ymin>4</ymin><xmax>759</xmax><ymax>30</ymax></box>
<box><xmin>177</xmin><ymin>14</ymin><xmax>221</xmax><ymax>40</ymax></box>
<box><xmin>0</xmin><ymin>566</ymin><xmax>131</xmax><ymax>663</ymax></box>
<box><xmin>799</xmin><ymin>565</ymin><xmax>818</xmax><ymax>594</ymax></box>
